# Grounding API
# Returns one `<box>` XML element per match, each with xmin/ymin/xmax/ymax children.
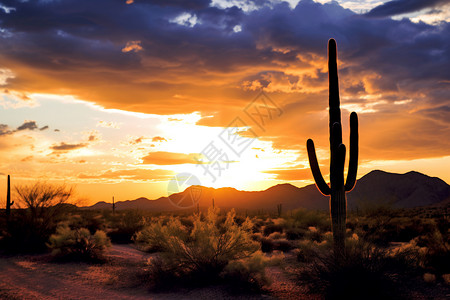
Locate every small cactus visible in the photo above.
<box><xmin>6</xmin><ymin>174</ymin><xmax>14</xmax><ymax>217</ymax></box>
<box><xmin>112</xmin><ymin>196</ymin><xmax>116</xmax><ymax>215</ymax></box>
<box><xmin>306</xmin><ymin>39</ymin><xmax>359</xmax><ymax>258</ymax></box>
<box><xmin>277</xmin><ymin>203</ymin><xmax>282</xmax><ymax>217</ymax></box>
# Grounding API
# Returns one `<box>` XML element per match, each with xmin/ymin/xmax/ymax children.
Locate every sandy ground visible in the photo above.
<box><xmin>0</xmin><ymin>245</ymin><xmax>307</xmax><ymax>300</ymax></box>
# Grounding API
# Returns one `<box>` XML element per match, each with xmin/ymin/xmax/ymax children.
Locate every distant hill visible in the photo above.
<box><xmin>83</xmin><ymin>170</ymin><xmax>450</xmax><ymax>212</ymax></box>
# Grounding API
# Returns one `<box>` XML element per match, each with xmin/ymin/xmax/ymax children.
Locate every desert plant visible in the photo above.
<box><xmin>290</xmin><ymin>208</ymin><xmax>330</xmax><ymax>231</ymax></box>
<box><xmin>263</xmin><ymin>223</ymin><xmax>284</xmax><ymax>236</ymax></box>
<box><xmin>108</xmin><ymin>209</ymin><xmax>145</xmax><ymax>243</ymax></box>
<box><xmin>221</xmin><ymin>251</ymin><xmax>272</xmax><ymax>291</ymax></box>
<box><xmin>135</xmin><ymin>207</ymin><xmax>260</xmax><ymax>285</ymax></box>
<box><xmin>47</xmin><ymin>225</ymin><xmax>111</xmax><ymax>261</ymax></box>
<box><xmin>1</xmin><ymin>181</ymin><xmax>75</xmax><ymax>252</ymax></box>
<box><xmin>15</xmin><ymin>181</ymin><xmax>74</xmax><ymax>222</ymax></box>
<box><xmin>306</xmin><ymin>39</ymin><xmax>359</xmax><ymax>258</ymax></box>
<box><xmin>298</xmin><ymin>240</ymin><xmax>417</xmax><ymax>299</ymax></box>
<box><xmin>277</xmin><ymin>203</ymin><xmax>282</xmax><ymax>217</ymax></box>
<box><xmin>5</xmin><ymin>175</ymin><xmax>14</xmax><ymax>218</ymax></box>
<box><xmin>112</xmin><ymin>196</ymin><xmax>116</xmax><ymax>215</ymax></box>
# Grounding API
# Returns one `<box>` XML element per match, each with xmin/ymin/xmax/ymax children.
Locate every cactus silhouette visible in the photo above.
<box><xmin>112</xmin><ymin>196</ymin><xmax>116</xmax><ymax>215</ymax></box>
<box><xmin>6</xmin><ymin>174</ymin><xmax>14</xmax><ymax>217</ymax></box>
<box><xmin>277</xmin><ymin>203</ymin><xmax>282</xmax><ymax>217</ymax></box>
<box><xmin>306</xmin><ymin>39</ymin><xmax>359</xmax><ymax>258</ymax></box>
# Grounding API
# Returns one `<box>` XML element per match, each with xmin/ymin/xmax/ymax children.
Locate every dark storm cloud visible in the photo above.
<box><xmin>366</xmin><ymin>0</ymin><xmax>449</xmax><ymax>18</ymax></box>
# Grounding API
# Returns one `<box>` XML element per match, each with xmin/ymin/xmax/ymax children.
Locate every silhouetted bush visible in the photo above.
<box><xmin>263</xmin><ymin>223</ymin><xmax>283</xmax><ymax>236</ymax></box>
<box><xmin>47</xmin><ymin>225</ymin><xmax>111</xmax><ymax>262</ymax></box>
<box><xmin>273</xmin><ymin>238</ymin><xmax>294</xmax><ymax>252</ymax></box>
<box><xmin>68</xmin><ymin>212</ymin><xmax>105</xmax><ymax>233</ymax></box>
<box><xmin>298</xmin><ymin>240</ymin><xmax>419</xmax><ymax>299</ymax></box>
<box><xmin>260</xmin><ymin>237</ymin><xmax>275</xmax><ymax>253</ymax></box>
<box><xmin>221</xmin><ymin>251</ymin><xmax>272</xmax><ymax>292</ymax></box>
<box><xmin>416</xmin><ymin>230</ymin><xmax>450</xmax><ymax>275</ymax></box>
<box><xmin>291</xmin><ymin>209</ymin><xmax>330</xmax><ymax>231</ymax></box>
<box><xmin>135</xmin><ymin>207</ymin><xmax>263</xmax><ymax>288</ymax></box>
<box><xmin>0</xmin><ymin>182</ymin><xmax>75</xmax><ymax>253</ymax></box>
<box><xmin>285</xmin><ymin>227</ymin><xmax>306</xmax><ymax>240</ymax></box>
<box><xmin>108</xmin><ymin>210</ymin><xmax>145</xmax><ymax>244</ymax></box>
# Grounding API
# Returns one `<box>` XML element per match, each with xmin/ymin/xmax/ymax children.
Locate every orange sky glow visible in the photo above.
<box><xmin>0</xmin><ymin>0</ymin><xmax>449</xmax><ymax>206</ymax></box>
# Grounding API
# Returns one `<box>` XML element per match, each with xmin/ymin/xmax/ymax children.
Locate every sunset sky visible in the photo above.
<box><xmin>0</xmin><ymin>0</ymin><xmax>449</xmax><ymax>205</ymax></box>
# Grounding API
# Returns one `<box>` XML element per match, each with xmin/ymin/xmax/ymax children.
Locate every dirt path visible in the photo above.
<box><xmin>0</xmin><ymin>245</ymin><xmax>295</xmax><ymax>300</ymax></box>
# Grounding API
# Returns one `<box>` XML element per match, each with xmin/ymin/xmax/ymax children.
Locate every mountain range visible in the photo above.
<box><xmin>84</xmin><ymin>170</ymin><xmax>450</xmax><ymax>212</ymax></box>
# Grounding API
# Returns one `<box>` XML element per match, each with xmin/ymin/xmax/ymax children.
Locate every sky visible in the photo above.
<box><xmin>0</xmin><ymin>0</ymin><xmax>449</xmax><ymax>205</ymax></box>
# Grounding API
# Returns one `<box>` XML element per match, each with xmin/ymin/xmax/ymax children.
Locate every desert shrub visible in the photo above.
<box><xmin>263</xmin><ymin>223</ymin><xmax>283</xmax><ymax>236</ymax></box>
<box><xmin>267</xmin><ymin>231</ymin><xmax>285</xmax><ymax>240</ymax></box>
<box><xmin>273</xmin><ymin>238</ymin><xmax>295</xmax><ymax>252</ymax></box>
<box><xmin>221</xmin><ymin>251</ymin><xmax>272</xmax><ymax>292</ymax></box>
<box><xmin>108</xmin><ymin>210</ymin><xmax>145</xmax><ymax>244</ymax></box>
<box><xmin>291</xmin><ymin>209</ymin><xmax>330</xmax><ymax>231</ymax></box>
<box><xmin>68</xmin><ymin>212</ymin><xmax>105</xmax><ymax>233</ymax></box>
<box><xmin>47</xmin><ymin>225</ymin><xmax>111</xmax><ymax>262</ymax></box>
<box><xmin>134</xmin><ymin>216</ymin><xmax>187</xmax><ymax>253</ymax></box>
<box><xmin>306</xmin><ymin>227</ymin><xmax>324</xmax><ymax>243</ymax></box>
<box><xmin>298</xmin><ymin>240</ymin><xmax>419</xmax><ymax>299</ymax></box>
<box><xmin>0</xmin><ymin>182</ymin><xmax>75</xmax><ymax>253</ymax></box>
<box><xmin>260</xmin><ymin>237</ymin><xmax>275</xmax><ymax>253</ymax></box>
<box><xmin>285</xmin><ymin>227</ymin><xmax>306</xmax><ymax>240</ymax></box>
<box><xmin>416</xmin><ymin>230</ymin><xmax>450</xmax><ymax>275</ymax></box>
<box><xmin>251</xmin><ymin>218</ymin><xmax>266</xmax><ymax>233</ymax></box>
<box><xmin>135</xmin><ymin>207</ymin><xmax>262</xmax><ymax>287</ymax></box>
<box><xmin>179</xmin><ymin>216</ymin><xmax>194</xmax><ymax>229</ymax></box>
<box><xmin>357</xmin><ymin>213</ymin><xmax>440</xmax><ymax>247</ymax></box>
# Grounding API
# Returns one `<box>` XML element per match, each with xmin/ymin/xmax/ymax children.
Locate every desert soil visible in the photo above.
<box><xmin>0</xmin><ymin>244</ymin><xmax>308</xmax><ymax>300</ymax></box>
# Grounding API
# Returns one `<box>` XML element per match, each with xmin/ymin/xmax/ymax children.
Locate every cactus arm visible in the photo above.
<box><xmin>345</xmin><ymin>112</ymin><xmax>359</xmax><ymax>191</ymax></box>
<box><xmin>307</xmin><ymin>139</ymin><xmax>331</xmax><ymax>196</ymax></box>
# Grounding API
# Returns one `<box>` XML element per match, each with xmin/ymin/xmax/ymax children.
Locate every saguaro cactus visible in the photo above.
<box><xmin>112</xmin><ymin>196</ymin><xmax>116</xmax><ymax>215</ymax></box>
<box><xmin>6</xmin><ymin>174</ymin><xmax>14</xmax><ymax>217</ymax></box>
<box><xmin>277</xmin><ymin>204</ymin><xmax>282</xmax><ymax>217</ymax></box>
<box><xmin>306</xmin><ymin>39</ymin><xmax>359</xmax><ymax>258</ymax></box>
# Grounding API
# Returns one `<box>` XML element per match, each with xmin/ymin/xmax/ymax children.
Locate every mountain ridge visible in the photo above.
<box><xmin>83</xmin><ymin>170</ymin><xmax>450</xmax><ymax>211</ymax></box>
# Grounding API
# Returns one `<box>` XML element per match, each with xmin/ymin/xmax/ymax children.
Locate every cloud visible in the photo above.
<box><xmin>263</xmin><ymin>167</ymin><xmax>312</xmax><ymax>181</ymax></box>
<box><xmin>141</xmin><ymin>151</ymin><xmax>202</xmax><ymax>165</ymax></box>
<box><xmin>0</xmin><ymin>0</ymin><xmax>448</xmax><ymax>162</ymax></box>
<box><xmin>151</xmin><ymin>136</ymin><xmax>167</xmax><ymax>142</ymax></box>
<box><xmin>121</xmin><ymin>40</ymin><xmax>143</xmax><ymax>53</ymax></box>
<box><xmin>97</xmin><ymin>121</ymin><xmax>120</xmax><ymax>129</ymax></box>
<box><xmin>17</xmin><ymin>121</ymin><xmax>38</xmax><ymax>131</ymax></box>
<box><xmin>0</xmin><ymin>121</ymin><xmax>48</xmax><ymax>135</ymax></box>
<box><xmin>86</xmin><ymin>130</ymin><xmax>101</xmax><ymax>142</ymax></box>
<box><xmin>78</xmin><ymin>168</ymin><xmax>174</xmax><ymax>181</ymax></box>
<box><xmin>366</xmin><ymin>0</ymin><xmax>449</xmax><ymax>18</ymax></box>
<box><xmin>0</xmin><ymin>124</ymin><xmax>12</xmax><ymax>136</ymax></box>
<box><xmin>50</xmin><ymin>142</ymin><xmax>87</xmax><ymax>151</ymax></box>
